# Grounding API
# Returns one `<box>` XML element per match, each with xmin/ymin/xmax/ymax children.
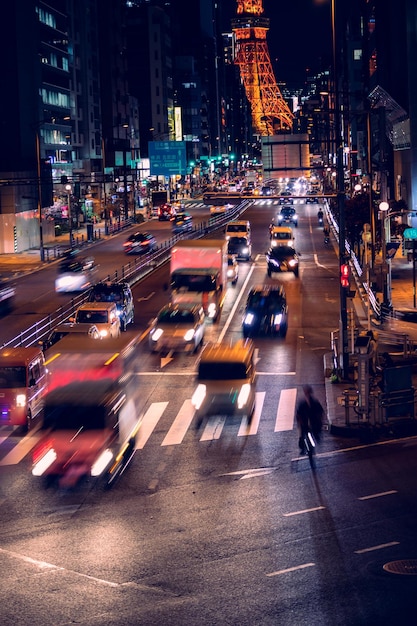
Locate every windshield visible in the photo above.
<box><xmin>0</xmin><ymin>366</ymin><xmax>27</xmax><ymax>388</ymax></box>
<box><xmin>171</xmin><ymin>273</ymin><xmax>217</xmax><ymax>292</ymax></box>
<box><xmin>76</xmin><ymin>310</ymin><xmax>109</xmax><ymax>324</ymax></box>
<box><xmin>227</xmin><ymin>225</ymin><xmax>246</xmax><ymax>233</ymax></box>
<box><xmin>44</xmin><ymin>404</ymin><xmax>106</xmax><ymax>430</ymax></box>
<box><xmin>271</xmin><ymin>246</ymin><xmax>295</xmax><ymax>257</ymax></box>
<box><xmin>248</xmin><ymin>292</ymin><xmax>284</xmax><ymax>311</ymax></box>
<box><xmin>90</xmin><ymin>287</ymin><xmax>123</xmax><ymax>303</ymax></box>
<box><xmin>158</xmin><ymin>309</ymin><xmax>195</xmax><ymax>325</ymax></box>
<box><xmin>198</xmin><ymin>361</ymin><xmax>248</xmax><ymax>380</ymax></box>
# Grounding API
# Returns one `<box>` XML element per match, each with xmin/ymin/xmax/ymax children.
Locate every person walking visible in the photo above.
<box><xmin>295</xmin><ymin>385</ymin><xmax>324</xmax><ymax>454</ymax></box>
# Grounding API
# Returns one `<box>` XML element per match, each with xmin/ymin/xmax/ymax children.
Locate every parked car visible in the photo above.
<box><xmin>88</xmin><ymin>281</ymin><xmax>134</xmax><ymax>331</ymax></box>
<box><xmin>227</xmin><ymin>254</ymin><xmax>239</xmax><ymax>285</ymax></box>
<box><xmin>123</xmin><ymin>232</ymin><xmax>157</xmax><ymax>255</ymax></box>
<box><xmin>242</xmin><ymin>284</ymin><xmax>288</xmax><ymax>338</ymax></box>
<box><xmin>266</xmin><ymin>246</ymin><xmax>300</xmax><ymax>277</ymax></box>
<box><xmin>149</xmin><ymin>303</ymin><xmax>205</xmax><ymax>354</ymax></box>
<box><xmin>40</xmin><ymin>322</ymin><xmax>101</xmax><ymax>352</ymax></box>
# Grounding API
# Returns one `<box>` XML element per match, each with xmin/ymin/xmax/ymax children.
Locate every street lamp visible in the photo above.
<box><xmin>65</xmin><ymin>184</ymin><xmax>73</xmax><ymax>248</ymax></box>
<box><xmin>379</xmin><ymin>201</ymin><xmax>391</xmax><ymax>308</ymax></box>
<box><xmin>35</xmin><ymin>131</ymin><xmax>45</xmax><ymax>262</ymax></box>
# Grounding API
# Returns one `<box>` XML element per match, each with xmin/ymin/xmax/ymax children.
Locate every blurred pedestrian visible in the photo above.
<box><xmin>295</xmin><ymin>385</ymin><xmax>324</xmax><ymax>454</ymax></box>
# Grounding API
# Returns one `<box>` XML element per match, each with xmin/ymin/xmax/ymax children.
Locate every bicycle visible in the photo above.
<box><xmin>302</xmin><ymin>430</ymin><xmax>317</xmax><ymax>469</ymax></box>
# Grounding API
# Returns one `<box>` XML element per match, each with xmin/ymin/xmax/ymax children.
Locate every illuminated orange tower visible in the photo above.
<box><xmin>232</xmin><ymin>0</ymin><xmax>294</xmax><ymax>136</ymax></box>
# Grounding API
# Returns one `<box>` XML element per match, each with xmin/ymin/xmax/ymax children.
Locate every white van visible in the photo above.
<box><xmin>225</xmin><ymin>220</ymin><xmax>251</xmax><ymax>242</ymax></box>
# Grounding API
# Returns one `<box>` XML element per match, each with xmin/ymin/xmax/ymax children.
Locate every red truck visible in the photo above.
<box><xmin>170</xmin><ymin>239</ymin><xmax>228</xmax><ymax>322</ymax></box>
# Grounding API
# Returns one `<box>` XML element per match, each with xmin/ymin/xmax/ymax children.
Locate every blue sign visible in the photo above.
<box><xmin>149</xmin><ymin>141</ymin><xmax>187</xmax><ymax>177</ymax></box>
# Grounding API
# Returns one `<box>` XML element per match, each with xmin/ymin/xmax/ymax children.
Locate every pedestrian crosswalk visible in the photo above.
<box><xmin>186</xmin><ymin>199</ymin><xmax>303</xmax><ymax>210</ymax></box>
<box><xmin>0</xmin><ymin>388</ymin><xmax>299</xmax><ymax>465</ymax></box>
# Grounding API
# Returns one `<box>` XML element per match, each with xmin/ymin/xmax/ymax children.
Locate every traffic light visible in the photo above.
<box><xmin>340</xmin><ymin>263</ymin><xmax>350</xmax><ymax>288</ymax></box>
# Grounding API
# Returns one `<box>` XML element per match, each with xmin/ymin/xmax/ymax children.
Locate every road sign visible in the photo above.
<box><xmin>403</xmin><ymin>227</ymin><xmax>417</xmax><ymax>239</ymax></box>
<box><xmin>149</xmin><ymin>141</ymin><xmax>187</xmax><ymax>177</ymax></box>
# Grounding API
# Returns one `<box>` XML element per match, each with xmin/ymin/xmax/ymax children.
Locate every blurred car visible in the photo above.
<box><xmin>191</xmin><ymin>339</ymin><xmax>257</xmax><ymax>423</ymax></box>
<box><xmin>227</xmin><ymin>254</ymin><xmax>239</xmax><ymax>285</ymax></box>
<box><xmin>210</xmin><ymin>204</ymin><xmax>231</xmax><ymax>215</ymax></box>
<box><xmin>55</xmin><ymin>253</ymin><xmax>98</xmax><ymax>293</ymax></box>
<box><xmin>305</xmin><ymin>196</ymin><xmax>319</xmax><ymax>204</ymax></box>
<box><xmin>88</xmin><ymin>281</ymin><xmax>134</xmax><ymax>331</ymax></box>
<box><xmin>172</xmin><ymin>212</ymin><xmax>193</xmax><ymax>234</ymax></box>
<box><xmin>227</xmin><ymin>236</ymin><xmax>251</xmax><ymax>261</ymax></box>
<box><xmin>242</xmin><ymin>285</ymin><xmax>288</xmax><ymax>338</ymax></box>
<box><xmin>40</xmin><ymin>322</ymin><xmax>101</xmax><ymax>352</ymax></box>
<box><xmin>261</xmin><ymin>186</ymin><xmax>272</xmax><ymax>196</ymax></box>
<box><xmin>278</xmin><ymin>206</ymin><xmax>298</xmax><ymax>227</ymax></box>
<box><xmin>123</xmin><ymin>232</ymin><xmax>157</xmax><ymax>255</ymax></box>
<box><xmin>149</xmin><ymin>303</ymin><xmax>205</xmax><ymax>354</ymax></box>
<box><xmin>157</xmin><ymin>203</ymin><xmax>174</xmax><ymax>221</ymax></box>
<box><xmin>266</xmin><ymin>246</ymin><xmax>300</xmax><ymax>277</ymax></box>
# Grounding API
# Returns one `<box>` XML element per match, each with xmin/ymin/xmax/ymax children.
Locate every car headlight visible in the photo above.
<box><xmin>151</xmin><ymin>328</ymin><xmax>164</xmax><ymax>341</ymax></box>
<box><xmin>244</xmin><ymin>312</ymin><xmax>255</xmax><ymax>326</ymax></box>
<box><xmin>16</xmin><ymin>393</ymin><xmax>26</xmax><ymax>407</ymax></box>
<box><xmin>271</xmin><ymin>240</ymin><xmax>277</xmax><ymax>247</ymax></box>
<box><xmin>237</xmin><ymin>383</ymin><xmax>251</xmax><ymax>409</ymax></box>
<box><xmin>274</xmin><ymin>313</ymin><xmax>283</xmax><ymax>325</ymax></box>
<box><xmin>289</xmin><ymin>259</ymin><xmax>298</xmax><ymax>267</ymax></box>
<box><xmin>91</xmin><ymin>449</ymin><xmax>114</xmax><ymax>477</ymax></box>
<box><xmin>270</xmin><ymin>258</ymin><xmax>280</xmax><ymax>266</ymax></box>
<box><xmin>32</xmin><ymin>448</ymin><xmax>57</xmax><ymax>476</ymax></box>
<box><xmin>183</xmin><ymin>329</ymin><xmax>195</xmax><ymax>341</ymax></box>
<box><xmin>241</xmin><ymin>247</ymin><xmax>249</xmax><ymax>254</ymax></box>
<box><xmin>207</xmin><ymin>303</ymin><xmax>216</xmax><ymax>317</ymax></box>
<box><xmin>192</xmin><ymin>384</ymin><xmax>206</xmax><ymax>410</ymax></box>
<box><xmin>100</xmin><ymin>329</ymin><xmax>109</xmax><ymax>337</ymax></box>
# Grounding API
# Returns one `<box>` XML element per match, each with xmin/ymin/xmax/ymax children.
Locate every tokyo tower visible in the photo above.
<box><xmin>232</xmin><ymin>0</ymin><xmax>294</xmax><ymax>136</ymax></box>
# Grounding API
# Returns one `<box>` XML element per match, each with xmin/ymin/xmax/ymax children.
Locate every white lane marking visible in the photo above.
<box><xmin>283</xmin><ymin>506</ymin><xmax>326</xmax><ymax>517</ymax></box>
<box><xmin>358</xmin><ymin>490</ymin><xmax>398</xmax><ymax>501</ymax></box>
<box><xmin>135</xmin><ymin>402</ymin><xmax>168</xmax><ymax>449</ymax></box>
<box><xmin>354</xmin><ymin>541</ymin><xmax>400</xmax><ymax>554</ymax></box>
<box><xmin>238</xmin><ymin>392</ymin><xmax>265</xmax><ymax>436</ymax></box>
<box><xmin>0</xmin><ymin>547</ymin><xmax>119</xmax><ymax>587</ymax></box>
<box><xmin>275</xmin><ymin>388</ymin><xmax>297</xmax><ymax>432</ymax></box>
<box><xmin>161</xmin><ymin>400</ymin><xmax>195</xmax><ymax>446</ymax></box>
<box><xmin>0</xmin><ymin>431</ymin><xmax>43</xmax><ymax>466</ymax></box>
<box><xmin>218</xmin><ymin>262</ymin><xmax>257</xmax><ymax>343</ymax></box>
<box><xmin>266</xmin><ymin>563</ymin><xmax>315</xmax><ymax>577</ymax></box>
<box><xmin>200</xmin><ymin>415</ymin><xmax>226</xmax><ymax>441</ymax></box>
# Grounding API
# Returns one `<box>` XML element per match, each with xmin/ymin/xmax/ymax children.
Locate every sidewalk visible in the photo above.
<box><xmin>326</xmin><ymin>248</ymin><xmax>417</xmax><ymax>439</ymax></box>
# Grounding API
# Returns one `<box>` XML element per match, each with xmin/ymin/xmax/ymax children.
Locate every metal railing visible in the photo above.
<box><xmin>2</xmin><ymin>201</ymin><xmax>249</xmax><ymax>349</ymax></box>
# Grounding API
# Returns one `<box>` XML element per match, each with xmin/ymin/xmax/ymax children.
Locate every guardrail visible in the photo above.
<box><xmin>2</xmin><ymin>201</ymin><xmax>249</xmax><ymax>349</ymax></box>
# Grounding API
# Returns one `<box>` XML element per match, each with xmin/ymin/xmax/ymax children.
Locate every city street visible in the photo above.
<box><xmin>0</xmin><ymin>199</ymin><xmax>416</xmax><ymax>624</ymax></box>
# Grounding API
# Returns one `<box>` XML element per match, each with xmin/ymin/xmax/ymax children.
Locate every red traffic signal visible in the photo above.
<box><xmin>340</xmin><ymin>263</ymin><xmax>350</xmax><ymax>288</ymax></box>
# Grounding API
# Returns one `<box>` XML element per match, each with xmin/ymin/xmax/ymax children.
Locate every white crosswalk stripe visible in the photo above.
<box><xmin>275</xmin><ymin>388</ymin><xmax>297</xmax><ymax>431</ymax></box>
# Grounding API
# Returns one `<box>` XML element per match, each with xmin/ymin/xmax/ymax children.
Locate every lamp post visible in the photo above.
<box><xmin>65</xmin><ymin>184</ymin><xmax>73</xmax><ymax>248</ymax></box>
<box><xmin>331</xmin><ymin>0</ymin><xmax>349</xmax><ymax>379</ymax></box>
<box><xmin>35</xmin><ymin>131</ymin><xmax>45</xmax><ymax>262</ymax></box>
<box><xmin>379</xmin><ymin>201</ymin><xmax>391</xmax><ymax>308</ymax></box>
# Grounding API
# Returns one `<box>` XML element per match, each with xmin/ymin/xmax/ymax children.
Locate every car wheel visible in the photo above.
<box><xmin>267</xmin><ymin>267</ymin><xmax>272</xmax><ymax>277</ymax></box>
<box><xmin>280</xmin><ymin>324</ymin><xmax>287</xmax><ymax>337</ymax></box>
<box><xmin>294</xmin><ymin>268</ymin><xmax>299</xmax><ymax>278</ymax></box>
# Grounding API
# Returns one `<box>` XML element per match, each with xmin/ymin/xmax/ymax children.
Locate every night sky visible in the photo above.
<box><xmin>224</xmin><ymin>0</ymin><xmax>333</xmax><ymax>88</ymax></box>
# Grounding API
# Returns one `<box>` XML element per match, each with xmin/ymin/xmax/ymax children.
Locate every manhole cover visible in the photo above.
<box><xmin>383</xmin><ymin>559</ymin><xmax>417</xmax><ymax>575</ymax></box>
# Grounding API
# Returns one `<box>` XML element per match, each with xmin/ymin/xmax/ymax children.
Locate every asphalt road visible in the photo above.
<box><xmin>0</xmin><ymin>199</ymin><xmax>416</xmax><ymax>625</ymax></box>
